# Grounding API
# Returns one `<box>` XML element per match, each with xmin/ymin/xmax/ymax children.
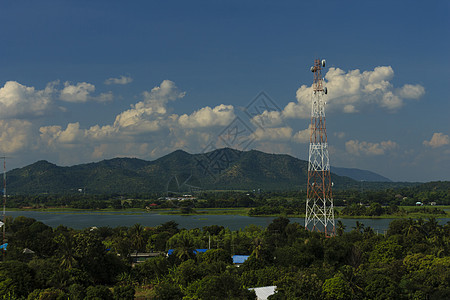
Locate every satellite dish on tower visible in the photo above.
<box><xmin>310</xmin><ymin>66</ymin><xmax>315</xmax><ymax>72</ymax></box>
<box><xmin>321</xmin><ymin>59</ymin><xmax>326</xmax><ymax>67</ymax></box>
<box><xmin>324</xmin><ymin>87</ymin><xmax>328</xmax><ymax>94</ymax></box>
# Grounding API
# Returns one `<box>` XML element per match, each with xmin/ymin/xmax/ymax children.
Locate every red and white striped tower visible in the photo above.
<box><xmin>305</xmin><ymin>58</ymin><xmax>335</xmax><ymax>236</ymax></box>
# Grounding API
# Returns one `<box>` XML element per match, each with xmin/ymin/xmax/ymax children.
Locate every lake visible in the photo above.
<box><xmin>6</xmin><ymin>210</ymin><xmax>450</xmax><ymax>233</ymax></box>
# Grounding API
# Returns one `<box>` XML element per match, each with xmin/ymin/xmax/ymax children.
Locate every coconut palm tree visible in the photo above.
<box><xmin>130</xmin><ymin>223</ymin><xmax>145</xmax><ymax>252</ymax></box>
<box><xmin>56</xmin><ymin>233</ymin><xmax>76</xmax><ymax>269</ymax></box>
<box><xmin>336</xmin><ymin>220</ymin><xmax>346</xmax><ymax>236</ymax></box>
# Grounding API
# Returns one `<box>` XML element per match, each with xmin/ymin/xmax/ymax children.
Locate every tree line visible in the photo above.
<box><xmin>5</xmin><ymin>184</ymin><xmax>449</xmax><ymax>218</ymax></box>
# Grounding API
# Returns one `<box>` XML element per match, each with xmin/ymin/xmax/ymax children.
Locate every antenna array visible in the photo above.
<box><xmin>304</xmin><ymin>59</ymin><xmax>335</xmax><ymax>236</ymax></box>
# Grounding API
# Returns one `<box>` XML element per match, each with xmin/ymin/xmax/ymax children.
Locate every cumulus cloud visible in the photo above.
<box><xmin>104</xmin><ymin>75</ymin><xmax>133</xmax><ymax>85</ymax></box>
<box><xmin>178</xmin><ymin>105</ymin><xmax>235</xmax><ymax>128</ymax></box>
<box><xmin>250</xmin><ymin>110</ymin><xmax>283</xmax><ymax>128</ymax></box>
<box><xmin>397</xmin><ymin>84</ymin><xmax>425</xmax><ymax>99</ymax></box>
<box><xmin>281</xmin><ymin>66</ymin><xmax>425</xmax><ymax>119</ymax></box>
<box><xmin>292</xmin><ymin>126</ymin><xmax>311</xmax><ymax>143</ymax></box>
<box><xmin>40</xmin><ymin>123</ymin><xmax>83</xmax><ymax>147</ymax></box>
<box><xmin>0</xmin><ymin>80</ymin><xmax>56</xmax><ymax>119</ymax></box>
<box><xmin>253</xmin><ymin>127</ymin><xmax>293</xmax><ymax>142</ymax></box>
<box><xmin>60</xmin><ymin>82</ymin><xmax>112</xmax><ymax>103</ymax></box>
<box><xmin>345</xmin><ymin>139</ymin><xmax>398</xmax><ymax>156</ymax></box>
<box><xmin>423</xmin><ymin>133</ymin><xmax>450</xmax><ymax>148</ymax></box>
<box><xmin>60</xmin><ymin>82</ymin><xmax>95</xmax><ymax>102</ymax></box>
<box><xmin>0</xmin><ymin>120</ymin><xmax>33</xmax><ymax>153</ymax></box>
<box><xmin>113</xmin><ymin>80</ymin><xmax>185</xmax><ymax>132</ymax></box>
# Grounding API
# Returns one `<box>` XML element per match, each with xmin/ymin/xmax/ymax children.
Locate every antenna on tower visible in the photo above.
<box><xmin>304</xmin><ymin>58</ymin><xmax>335</xmax><ymax>237</ymax></box>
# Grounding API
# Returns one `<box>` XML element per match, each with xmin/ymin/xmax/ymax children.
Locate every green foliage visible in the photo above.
<box><xmin>26</xmin><ymin>288</ymin><xmax>66</xmax><ymax>300</ymax></box>
<box><xmin>153</xmin><ymin>281</ymin><xmax>183</xmax><ymax>300</ymax></box>
<box><xmin>322</xmin><ymin>276</ymin><xmax>352</xmax><ymax>300</ymax></box>
<box><xmin>198</xmin><ymin>248</ymin><xmax>232</xmax><ymax>265</ymax></box>
<box><xmin>185</xmin><ymin>272</ymin><xmax>255</xmax><ymax>300</ymax></box>
<box><xmin>132</xmin><ymin>256</ymin><xmax>169</xmax><ymax>285</ymax></box>
<box><xmin>85</xmin><ymin>285</ymin><xmax>113</xmax><ymax>300</ymax></box>
<box><xmin>369</xmin><ymin>237</ymin><xmax>404</xmax><ymax>264</ymax></box>
<box><xmin>271</xmin><ymin>272</ymin><xmax>323</xmax><ymax>299</ymax></box>
<box><xmin>3</xmin><ymin>215</ymin><xmax>450</xmax><ymax>299</ymax></box>
<box><xmin>113</xmin><ymin>285</ymin><xmax>135</xmax><ymax>300</ymax></box>
<box><xmin>67</xmin><ymin>283</ymin><xmax>86</xmax><ymax>300</ymax></box>
<box><xmin>0</xmin><ymin>260</ymin><xmax>36</xmax><ymax>298</ymax></box>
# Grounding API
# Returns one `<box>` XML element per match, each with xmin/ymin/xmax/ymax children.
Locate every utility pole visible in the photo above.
<box><xmin>304</xmin><ymin>59</ymin><xmax>335</xmax><ymax>237</ymax></box>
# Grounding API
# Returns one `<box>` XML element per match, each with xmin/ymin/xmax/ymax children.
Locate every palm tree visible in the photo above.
<box><xmin>251</xmin><ymin>237</ymin><xmax>263</xmax><ymax>259</ymax></box>
<box><xmin>174</xmin><ymin>235</ymin><xmax>195</xmax><ymax>261</ymax></box>
<box><xmin>131</xmin><ymin>223</ymin><xmax>145</xmax><ymax>252</ymax></box>
<box><xmin>353</xmin><ymin>221</ymin><xmax>364</xmax><ymax>234</ymax></box>
<box><xmin>56</xmin><ymin>233</ymin><xmax>76</xmax><ymax>269</ymax></box>
<box><xmin>336</xmin><ymin>220</ymin><xmax>346</xmax><ymax>236</ymax></box>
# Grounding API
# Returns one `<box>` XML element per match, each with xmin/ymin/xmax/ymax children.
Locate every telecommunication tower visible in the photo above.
<box><xmin>304</xmin><ymin>58</ymin><xmax>335</xmax><ymax>236</ymax></box>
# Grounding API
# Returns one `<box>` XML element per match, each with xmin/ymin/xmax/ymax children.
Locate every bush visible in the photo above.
<box><xmin>85</xmin><ymin>285</ymin><xmax>113</xmax><ymax>300</ymax></box>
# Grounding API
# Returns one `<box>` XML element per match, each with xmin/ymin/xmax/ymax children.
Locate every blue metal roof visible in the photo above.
<box><xmin>232</xmin><ymin>255</ymin><xmax>249</xmax><ymax>264</ymax></box>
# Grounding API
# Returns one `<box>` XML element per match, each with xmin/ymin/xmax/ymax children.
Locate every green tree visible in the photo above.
<box><xmin>54</xmin><ymin>232</ymin><xmax>76</xmax><ymax>269</ymax></box>
<box><xmin>130</xmin><ymin>223</ymin><xmax>146</xmax><ymax>252</ymax></box>
<box><xmin>271</xmin><ymin>272</ymin><xmax>323</xmax><ymax>299</ymax></box>
<box><xmin>153</xmin><ymin>281</ymin><xmax>183</xmax><ymax>300</ymax></box>
<box><xmin>186</xmin><ymin>272</ymin><xmax>255</xmax><ymax>299</ymax></box>
<box><xmin>322</xmin><ymin>276</ymin><xmax>352</xmax><ymax>300</ymax></box>
<box><xmin>0</xmin><ymin>260</ymin><xmax>35</xmax><ymax>298</ymax></box>
<box><xmin>199</xmin><ymin>248</ymin><xmax>232</xmax><ymax>265</ymax></box>
<box><xmin>85</xmin><ymin>285</ymin><xmax>113</xmax><ymax>300</ymax></box>
<box><xmin>336</xmin><ymin>220</ymin><xmax>346</xmax><ymax>236</ymax></box>
<box><xmin>113</xmin><ymin>285</ymin><xmax>135</xmax><ymax>300</ymax></box>
<box><xmin>67</xmin><ymin>283</ymin><xmax>86</xmax><ymax>300</ymax></box>
<box><xmin>369</xmin><ymin>237</ymin><xmax>403</xmax><ymax>264</ymax></box>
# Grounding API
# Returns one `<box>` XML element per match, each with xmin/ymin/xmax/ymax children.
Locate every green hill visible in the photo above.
<box><xmin>3</xmin><ymin>148</ymin><xmax>404</xmax><ymax>195</ymax></box>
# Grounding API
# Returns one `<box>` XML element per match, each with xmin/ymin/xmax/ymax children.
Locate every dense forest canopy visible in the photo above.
<box><xmin>1</xmin><ymin>216</ymin><xmax>449</xmax><ymax>299</ymax></box>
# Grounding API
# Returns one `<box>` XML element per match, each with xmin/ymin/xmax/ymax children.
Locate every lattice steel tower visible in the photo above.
<box><xmin>305</xmin><ymin>58</ymin><xmax>335</xmax><ymax>236</ymax></box>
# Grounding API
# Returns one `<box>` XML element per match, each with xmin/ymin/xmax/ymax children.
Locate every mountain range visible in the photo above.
<box><xmin>4</xmin><ymin>148</ymin><xmax>395</xmax><ymax>194</ymax></box>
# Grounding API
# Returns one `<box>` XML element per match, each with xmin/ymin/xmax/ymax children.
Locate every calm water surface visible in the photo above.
<box><xmin>6</xmin><ymin>211</ymin><xmax>450</xmax><ymax>233</ymax></box>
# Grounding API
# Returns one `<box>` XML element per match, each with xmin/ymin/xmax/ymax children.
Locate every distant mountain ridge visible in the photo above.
<box><xmin>332</xmin><ymin>166</ymin><xmax>392</xmax><ymax>182</ymax></box>
<box><xmin>4</xmin><ymin>148</ymin><xmax>393</xmax><ymax>194</ymax></box>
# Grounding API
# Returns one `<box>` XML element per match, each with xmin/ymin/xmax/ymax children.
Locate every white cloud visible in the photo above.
<box><xmin>113</xmin><ymin>80</ymin><xmax>185</xmax><ymax>132</ymax></box>
<box><xmin>60</xmin><ymin>82</ymin><xmax>95</xmax><ymax>103</ymax></box>
<box><xmin>104</xmin><ymin>75</ymin><xmax>133</xmax><ymax>85</ymax></box>
<box><xmin>345</xmin><ymin>139</ymin><xmax>398</xmax><ymax>156</ymax></box>
<box><xmin>0</xmin><ymin>120</ymin><xmax>33</xmax><ymax>153</ymax></box>
<box><xmin>253</xmin><ymin>127</ymin><xmax>293</xmax><ymax>142</ymax></box>
<box><xmin>60</xmin><ymin>81</ymin><xmax>112</xmax><ymax>103</ymax></box>
<box><xmin>398</xmin><ymin>84</ymin><xmax>425</xmax><ymax>99</ymax></box>
<box><xmin>0</xmin><ymin>81</ymin><xmax>56</xmax><ymax>119</ymax></box>
<box><xmin>282</xmin><ymin>66</ymin><xmax>425</xmax><ymax>119</ymax></box>
<box><xmin>423</xmin><ymin>132</ymin><xmax>450</xmax><ymax>148</ymax></box>
<box><xmin>250</xmin><ymin>110</ymin><xmax>283</xmax><ymax>128</ymax></box>
<box><xmin>292</xmin><ymin>126</ymin><xmax>311</xmax><ymax>143</ymax></box>
<box><xmin>178</xmin><ymin>104</ymin><xmax>235</xmax><ymax>128</ymax></box>
<box><xmin>40</xmin><ymin>123</ymin><xmax>84</xmax><ymax>146</ymax></box>
<box><xmin>38</xmin><ymin>80</ymin><xmax>190</xmax><ymax>158</ymax></box>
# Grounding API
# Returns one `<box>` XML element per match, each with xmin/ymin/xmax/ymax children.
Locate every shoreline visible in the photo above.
<box><xmin>5</xmin><ymin>206</ymin><xmax>450</xmax><ymax>219</ymax></box>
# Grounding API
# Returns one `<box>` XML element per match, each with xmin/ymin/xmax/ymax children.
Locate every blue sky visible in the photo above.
<box><xmin>0</xmin><ymin>0</ymin><xmax>449</xmax><ymax>182</ymax></box>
